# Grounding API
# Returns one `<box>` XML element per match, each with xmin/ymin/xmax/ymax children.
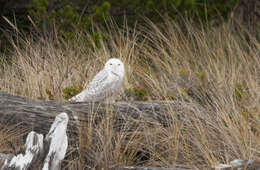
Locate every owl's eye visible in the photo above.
<box><xmin>110</xmin><ymin>63</ymin><xmax>112</xmax><ymax>65</ymax></box>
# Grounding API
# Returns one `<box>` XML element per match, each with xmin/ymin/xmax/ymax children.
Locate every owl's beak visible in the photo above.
<box><xmin>111</xmin><ymin>71</ymin><xmax>119</xmax><ymax>77</ymax></box>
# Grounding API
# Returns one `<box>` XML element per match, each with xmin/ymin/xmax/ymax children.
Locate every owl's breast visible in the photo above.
<box><xmin>106</xmin><ymin>73</ymin><xmax>123</xmax><ymax>93</ymax></box>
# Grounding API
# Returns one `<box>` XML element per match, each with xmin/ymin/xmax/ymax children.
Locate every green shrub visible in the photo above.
<box><xmin>45</xmin><ymin>88</ymin><xmax>54</xmax><ymax>100</ymax></box>
<box><xmin>124</xmin><ymin>87</ymin><xmax>149</xmax><ymax>101</ymax></box>
<box><xmin>28</xmin><ymin>0</ymin><xmax>110</xmax><ymax>45</ymax></box>
<box><xmin>63</xmin><ymin>85</ymin><xmax>83</xmax><ymax>100</ymax></box>
<box><xmin>109</xmin><ymin>0</ymin><xmax>238</xmax><ymax>22</ymax></box>
<box><xmin>233</xmin><ymin>83</ymin><xmax>248</xmax><ymax>101</ymax></box>
<box><xmin>28</xmin><ymin>0</ymin><xmax>238</xmax><ymax>33</ymax></box>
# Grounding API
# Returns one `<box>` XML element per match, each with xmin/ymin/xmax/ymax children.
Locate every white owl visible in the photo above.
<box><xmin>69</xmin><ymin>58</ymin><xmax>125</xmax><ymax>102</ymax></box>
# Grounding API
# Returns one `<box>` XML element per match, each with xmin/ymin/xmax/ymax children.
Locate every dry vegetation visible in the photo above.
<box><xmin>0</xmin><ymin>17</ymin><xmax>259</xmax><ymax>169</ymax></box>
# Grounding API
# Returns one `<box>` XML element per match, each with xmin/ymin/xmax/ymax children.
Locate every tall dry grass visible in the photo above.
<box><xmin>0</xmin><ymin>17</ymin><xmax>259</xmax><ymax>169</ymax></box>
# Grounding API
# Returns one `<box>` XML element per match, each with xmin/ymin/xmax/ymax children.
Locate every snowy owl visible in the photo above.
<box><xmin>69</xmin><ymin>58</ymin><xmax>125</xmax><ymax>102</ymax></box>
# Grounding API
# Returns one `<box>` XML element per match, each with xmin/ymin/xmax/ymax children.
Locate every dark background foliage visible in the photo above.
<box><xmin>0</xmin><ymin>0</ymin><xmax>259</xmax><ymax>52</ymax></box>
<box><xmin>1</xmin><ymin>0</ymin><xmax>259</xmax><ymax>31</ymax></box>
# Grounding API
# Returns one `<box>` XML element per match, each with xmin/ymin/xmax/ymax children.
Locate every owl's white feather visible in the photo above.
<box><xmin>69</xmin><ymin>58</ymin><xmax>125</xmax><ymax>102</ymax></box>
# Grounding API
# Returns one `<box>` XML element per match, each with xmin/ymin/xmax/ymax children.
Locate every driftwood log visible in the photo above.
<box><xmin>213</xmin><ymin>159</ymin><xmax>260</xmax><ymax>170</ymax></box>
<box><xmin>1</xmin><ymin>92</ymin><xmax>260</xmax><ymax>170</ymax></box>
<box><xmin>42</xmin><ymin>112</ymin><xmax>68</xmax><ymax>170</ymax></box>
<box><xmin>0</xmin><ymin>91</ymin><xmax>207</xmax><ymax>135</ymax></box>
<box><xmin>0</xmin><ymin>91</ymin><xmax>206</xmax><ymax>170</ymax></box>
<box><xmin>1</xmin><ymin>112</ymin><xmax>69</xmax><ymax>170</ymax></box>
<box><xmin>1</xmin><ymin>131</ymin><xmax>43</xmax><ymax>170</ymax></box>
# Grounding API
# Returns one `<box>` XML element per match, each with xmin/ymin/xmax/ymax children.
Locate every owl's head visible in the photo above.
<box><xmin>104</xmin><ymin>58</ymin><xmax>125</xmax><ymax>78</ymax></box>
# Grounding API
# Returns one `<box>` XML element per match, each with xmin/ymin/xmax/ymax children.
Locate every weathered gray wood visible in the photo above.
<box><xmin>117</xmin><ymin>159</ymin><xmax>260</xmax><ymax>170</ymax></box>
<box><xmin>213</xmin><ymin>159</ymin><xmax>260</xmax><ymax>170</ymax></box>
<box><xmin>1</xmin><ymin>112</ymin><xmax>69</xmax><ymax>170</ymax></box>
<box><xmin>1</xmin><ymin>92</ymin><xmax>259</xmax><ymax>170</ymax></box>
<box><xmin>43</xmin><ymin>112</ymin><xmax>69</xmax><ymax>170</ymax></box>
<box><xmin>0</xmin><ymin>91</ymin><xmax>207</xmax><ymax>169</ymax></box>
<box><xmin>0</xmin><ymin>154</ymin><xmax>12</xmax><ymax>161</ymax></box>
<box><xmin>1</xmin><ymin>131</ymin><xmax>44</xmax><ymax>170</ymax></box>
<box><xmin>0</xmin><ymin>91</ymin><xmax>206</xmax><ymax>134</ymax></box>
<box><xmin>0</xmin><ymin>91</ymin><xmax>208</xmax><ymax>163</ymax></box>
<box><xmin>116</xmin><ymin>167</ymin><xmax>196</xmax><ymax>170</ymax></box>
